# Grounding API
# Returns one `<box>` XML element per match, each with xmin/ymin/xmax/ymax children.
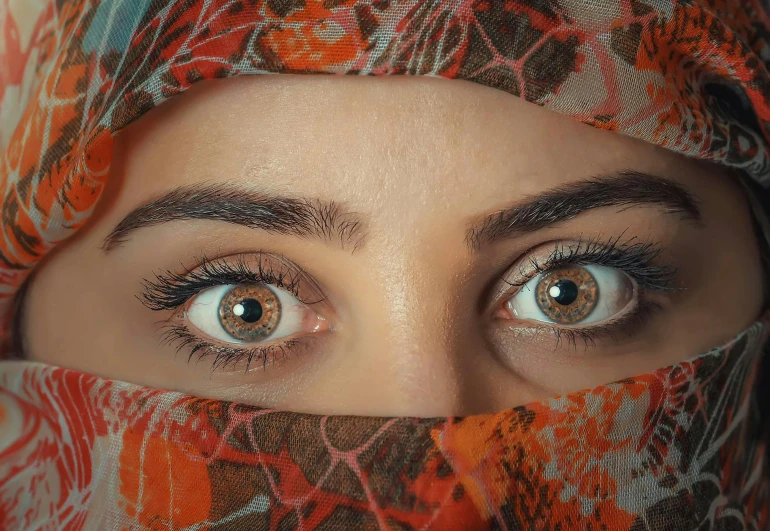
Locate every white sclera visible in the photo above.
<box><xmin>186</xmin><ymin>284</ymin><xmax>307</xmax><ymax>344</ymax></box>
<box><xmin>507</xmin><ymin>264</ymin><xmax>636</xmax><ymax>326</ymax></box>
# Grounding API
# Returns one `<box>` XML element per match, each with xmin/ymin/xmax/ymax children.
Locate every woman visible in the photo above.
<box><xmin>1</xmin><ymin>0</ymin><xmax>769</xmax><ymax>529</ymax></box>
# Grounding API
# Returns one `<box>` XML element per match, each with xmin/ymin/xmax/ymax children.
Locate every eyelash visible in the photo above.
<box><xmin>502</xmin><ymin>233</ymin><xmax>678</xmax><ymax>348</ymax></box>
<box><xmin>140</xmin><ymin>254</ymin><xmax>316</xmax><ymax>310</ymax></box>
<box><xmin>141</xmin><ymin>234</ymin><xmax>677</xmax><ymax>370</ymax></box>
<box><xmin>508</xmin><ymin>233</ymin><xmax>677</xmax><ymax>291</ymax></box>
<box><xmin>159</xmin><ymin>324</ymin><xmax>310</xmax><ymax>371</ymax></box>
<box><xmin>141</xmin><ymin>254</ymin><xmax>322</xmax><ymax>371</ymax></box>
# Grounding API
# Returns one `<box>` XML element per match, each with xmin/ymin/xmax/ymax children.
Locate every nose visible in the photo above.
<box><xmin>329</xmin><ymin>247</ymin><xmax>507</xmax><ymax>417</ymax></box>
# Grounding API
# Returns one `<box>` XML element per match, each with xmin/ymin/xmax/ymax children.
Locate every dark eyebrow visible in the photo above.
<box><xmin>102</xmin><ymin>183</ymin><xmax>366</xmax><ymax>251</ymax></box>
<box><xmin>467</xmin><ymin>171</ymin><xmax>702</xmax><ymax>248</ymax></box>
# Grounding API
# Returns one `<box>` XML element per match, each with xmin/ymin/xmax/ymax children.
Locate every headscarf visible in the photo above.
<box><xmin>1</xmin><ymin>0</ymin><xmax>770</xmax><ymax>529</ymax></box>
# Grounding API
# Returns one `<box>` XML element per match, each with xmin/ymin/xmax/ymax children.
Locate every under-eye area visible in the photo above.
<box><xmin>19</xmin><ymin>77</ymin><xmax>765</xmax><ymax>417</ymax></box>
<box><xmin>4</xmin><ymin>4</ymin><xmax>770</xmax><ymax>528</ymax></box>
<box><xmin>140</xmin><ymin>252</ymin><xmax>331</xmax><ymax>371</ymax></box>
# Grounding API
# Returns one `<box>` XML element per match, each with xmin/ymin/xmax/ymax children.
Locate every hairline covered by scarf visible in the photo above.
<box><xmin>0</xmin><ymin>0</ymin><xmax>769</xmax><ymax>334</ymax></box>
<box><xmin>2</xmin><ymin>1</ymin><xmax>770</xmax><ymax>529</ymax></box>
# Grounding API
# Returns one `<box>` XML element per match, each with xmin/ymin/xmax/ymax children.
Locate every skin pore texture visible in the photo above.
<box><xmin>22</xmin><ymin>75</ymin><xmax>764</xmax><ymax>417</ymax></box>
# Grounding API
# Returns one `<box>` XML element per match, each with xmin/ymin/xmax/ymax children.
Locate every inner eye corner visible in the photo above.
<box><xmin>502</xmin><ymin>259</ymin><xmax>643</xmax><ymax>329</ymax></box>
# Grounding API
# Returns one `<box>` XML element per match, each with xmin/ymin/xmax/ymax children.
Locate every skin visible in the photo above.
<box><xmin>21</xmin><ymin>75</ymin><xmax>764</xmax><ymax>417</ymax></box>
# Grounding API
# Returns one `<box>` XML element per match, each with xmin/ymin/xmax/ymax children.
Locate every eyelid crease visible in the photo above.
<box><xmin>143</xmin><ymin>253</ymin><xmax>330</xmax><ymax>373</ymax></box>
<box><xmin>491</xmin><ymin>232</ymin><xmax>680</xmax><ymax>307</ymax></box>
<box><xmin>139</xmin><ymin>252</ymin><xmax>329</xmax><ymax>312</ymax></box>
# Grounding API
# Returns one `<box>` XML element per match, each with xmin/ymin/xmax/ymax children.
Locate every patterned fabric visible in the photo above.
<box><xmin>0</xmin><ymin>319</ymin><xmax>767</xmax><ymax>529</ymax></box>
<box><xmin>2</xmin><ymin>1</ymin><xmax>770</xmax><ymax>529</ymax></box>
<box><xmin>0</xmin><ymin>0</ymin><xmax>768</xmax><ymax>316</ymax></box>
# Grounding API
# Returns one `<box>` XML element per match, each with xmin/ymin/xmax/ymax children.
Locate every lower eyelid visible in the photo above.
<box><xmin>141</xmin><ymin>253</ymin><xmax>334</xmax><ymax>371</ymax></box>
<box><xmin>160</xmin><ymin>323</ymin><xmax>318</xmax><ymax>372</ymax></box>
<box><xmin>494</xmin><ymin>236</ymin><xmax>676</xmax><ymax>296</ymax></box>
<box><xmin>507</xmin><ymin>296</ymin><xmax>662</xmax><ymax>344</ymax></box>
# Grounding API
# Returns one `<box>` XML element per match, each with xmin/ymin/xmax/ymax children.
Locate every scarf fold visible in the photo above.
<box><xmin>2</xmin><ymin>1</ymin><xmax>770</xmax><ymax>529</ymax></box>
<box><xmin>0</xmin><ymin>0</ymin><xmax>769</xmax><ymax>319</ymax></box>
<box><xmin>1</xmin><ymin>318</ymin><xmax>769</xmax><ymax>529</ymax></box>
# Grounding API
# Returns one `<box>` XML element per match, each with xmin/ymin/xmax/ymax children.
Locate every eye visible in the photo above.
<box><xmin>505</xmin><ymin>264</ymin><xmax>636</xmax><ymax>326</ymax></box>
<box><xmin>186</xmin><ymin>284</ymin><xmax>326</xmax><ymax>344</ymax></box>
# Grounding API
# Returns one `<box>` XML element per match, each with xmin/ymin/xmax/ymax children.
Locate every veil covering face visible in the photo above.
<box><xmin>1</xmin><ymin>1</ymin><xmax>770</xmax><ymax>529</ymax></box>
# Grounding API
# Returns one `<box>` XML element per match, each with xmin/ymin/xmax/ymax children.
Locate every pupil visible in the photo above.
<box><xmin>550</xmin><ymin>280</ymin><xmax>578</xmax><ymax>305</ymax></box>
<box><xmin>236</xmin><ymin>298</ymin><xmax>263</xmax><ymax>323</ymax></box>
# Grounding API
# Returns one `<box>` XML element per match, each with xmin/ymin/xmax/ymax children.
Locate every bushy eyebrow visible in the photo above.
<box><xmin>103</xmin><ymin>171</ymin><xmax>701</xmax><ymax>253</ymax></box>
<box><xmin>466</xmin><ymin>171</ymin><xmax>702</xmax><ymax>248</ymax></box>
<box><xmin>102</xmin><ymin>183</ymin><xmax>366</xmax><ymax>252</ymax></box>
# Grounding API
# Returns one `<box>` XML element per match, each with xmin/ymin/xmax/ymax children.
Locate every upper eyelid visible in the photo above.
<box><xmin>490</xmin><ymin>235</ymin><xmax>677</xmax><ymax>305</ymax></box>
<box><xmin>139</xmin><ymin>252</ymin><xmax>329</xmax><ymax>311</ymax></box>
<box><xmin>140</xmin><ymin>236</ymin><xmax>673</xmax><ymax>319</ymax></box>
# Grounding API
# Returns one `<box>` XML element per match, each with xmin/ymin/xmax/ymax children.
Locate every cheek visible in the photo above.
<box><xmin>22</xmin><ymin>243</ymin><xmax>151</xmax><ymax>372</ymax></box>
<box><xmin>679</xmin><ymin>219</ymin><xmax>764</xmax><ymax>341</ymax></box>
<box><xmin>24</xmin><ymin>255</ymin><xmax>85</xmax><ymax>362</ymax></box>
<box><xmin>719</xmin><ymin>231</ymin><xmax>765</xmax><ymax>323</ymax></box>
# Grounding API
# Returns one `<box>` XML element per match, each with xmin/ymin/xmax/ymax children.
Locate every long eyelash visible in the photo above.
<box><xmin>142</xmin><ymin>254</ymin><xmax>322</xmax><ymax>371</ymax></box>
<box><xmin>160</xmin><ymin>324</ymin><xmax>306</xmax><ymax>372</ymax></box>
<box><xmin>500</xmin><ymin>233</ymin><xmax>675</xmax><ymax>350</ymax></box>
<box><xmin>140</xmin><ymin>253</ymin><xmax>319</xmax><ymax>311</ymax></box>
<box><xmin>510</xmin><ymin>232</ymin><xmax>678</xmax><ymax>292</ymax></box>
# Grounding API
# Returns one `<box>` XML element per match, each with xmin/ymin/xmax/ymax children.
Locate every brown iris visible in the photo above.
<box><xmin>218</xmin><ymin>285</ymin><xmax>281</xmax><ymax>342</ymax></box>
<box><xmin>535</xmin><ymin>265</ymin><xmax>598</xmax><ymax>324</ymax></box>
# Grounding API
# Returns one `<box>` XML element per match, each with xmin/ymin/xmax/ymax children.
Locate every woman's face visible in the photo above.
<box><xmin>22</xmin><ymin>76</ymin><xmax>764</xmax><ymax>417</ymax></box>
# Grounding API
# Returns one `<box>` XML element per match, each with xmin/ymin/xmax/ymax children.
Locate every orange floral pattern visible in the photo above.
<box><xmin>0</xmin><ymin>320</ymin><xmax>768</xmax><ymax>529</ymax></box>
<box><xmin>0</xmin><ymin>0</ymin><xmax>769</xmax><ymax>330</ymax></box>
<box><xmin>2</xmin><ymin>0</ymin><xmax>770</xmax><ymax>529</ymax></box>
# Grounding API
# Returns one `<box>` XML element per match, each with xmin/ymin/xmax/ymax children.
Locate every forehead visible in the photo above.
<box><xmin>113</xmin><ymin>75</ymin><xmax>703</xmax><ymax>217</ymax></box>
